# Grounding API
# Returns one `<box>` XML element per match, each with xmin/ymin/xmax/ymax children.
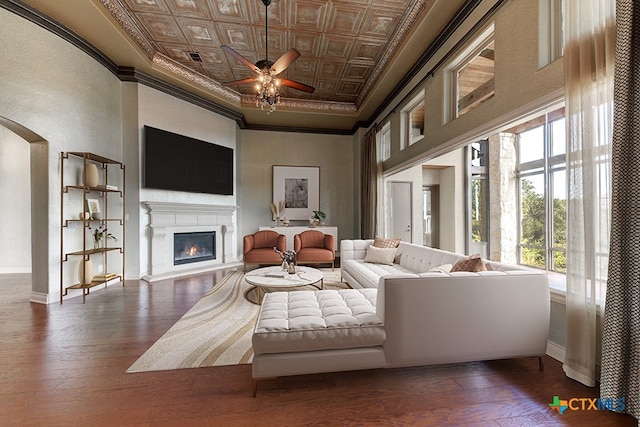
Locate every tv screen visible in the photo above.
<box><xmin>143</xmin><ymin>126</ymin><xmax>233</xmax><ymax>195</ymax></box>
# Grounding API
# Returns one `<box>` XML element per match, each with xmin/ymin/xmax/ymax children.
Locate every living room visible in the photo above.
<box><xmin>1</xmin><ymin>0</ymin><xmax>638</xmax><ymax>424</ymax></box>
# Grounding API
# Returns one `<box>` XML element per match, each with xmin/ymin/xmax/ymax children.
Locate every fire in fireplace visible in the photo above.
<box><xmin>174</xmin><ymin>231</ymin><xmax>216</xmax><ymax>265</ymax></box>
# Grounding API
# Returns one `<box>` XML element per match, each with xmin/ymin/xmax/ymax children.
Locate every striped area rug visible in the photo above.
<box><xmin>126</xmin><ymin>269</ymin><xmax>346</xmax><ymax>373</ymax></box>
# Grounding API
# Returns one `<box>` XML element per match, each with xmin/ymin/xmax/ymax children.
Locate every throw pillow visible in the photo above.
<box><xmin>373</xmin><ymin>236</ymin><xmax>401</xmax><ymax>249</ymax></box>
<box><xmin>427</xmin><ymin>263</ymin><xmax>453</xmax><ymax>273</ymax></box>
<box><xmin>450</xmin><ymin>254</ymin><xmax>487</xmax><ymax>272</ymax></box>
<box><xmin>363</xmin><ymin>246</ymin><xmax>397</xmax><ymax>265</ymax></box>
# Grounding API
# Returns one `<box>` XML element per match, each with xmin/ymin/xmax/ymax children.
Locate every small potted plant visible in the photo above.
<box><xmin>89</xmin><ymin>224</ymin><xmax>118</xmax><ymax>249</ymax></box>
<box><xmin>309</xmin><ymin>210</ymin><xmax>326</xmax><ymax>227</ymax></box>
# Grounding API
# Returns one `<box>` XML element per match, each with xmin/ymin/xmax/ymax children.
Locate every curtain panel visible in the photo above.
<box><xmin>361</xmin><ymin>125</ymin><xmax>381</xmax><ymax>239</ymax></box>
<box><xmin>601</xmin><ymin>0</ymin><xmax>640</xmax><ymax>421</ymax></box>
<box><xmin>563</xmin><ymin>0</ymin><xmax>615</xmax><ymax>387</ymax></box>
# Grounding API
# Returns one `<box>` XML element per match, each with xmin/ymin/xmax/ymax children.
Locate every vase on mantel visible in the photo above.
<box><xmin>82</xmin><ymin>163</ymin><xmax>99</xmax><ymax>187</ymax></box>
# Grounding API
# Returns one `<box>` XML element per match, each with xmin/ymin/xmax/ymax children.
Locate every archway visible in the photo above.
<box><xmin>0</xmin><ymin>116</ymin><xmax>49</xmax><ymax>302</ymax></box>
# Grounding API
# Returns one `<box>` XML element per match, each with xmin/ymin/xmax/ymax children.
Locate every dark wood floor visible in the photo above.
<box><xmin>0</xmin><ymin>270</ymin><xmax>636</xmax><ymax>426</ymax></box>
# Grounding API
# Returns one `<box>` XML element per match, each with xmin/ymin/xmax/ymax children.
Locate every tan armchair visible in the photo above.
<box><xmin>294</xmin><ymin>230</ymin><xmax>335</xmax><ymax>270</ymax></box>
<box><xmin>243</xmin><ymin>230</ymin><xmax>286</xmax><ymax>271</ymax></box>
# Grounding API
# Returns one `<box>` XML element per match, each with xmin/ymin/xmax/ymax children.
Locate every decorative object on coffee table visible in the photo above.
<box><xmin>274</xmin><ymin>247</ymin><xmax>296</xmax><ymax>273</ymax></box>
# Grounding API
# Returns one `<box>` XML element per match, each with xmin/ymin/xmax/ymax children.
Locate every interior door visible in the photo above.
<box><xmin>389</xmin><ymin>181</ymin><xmax>412</xmax><ymax>242</ymax></box>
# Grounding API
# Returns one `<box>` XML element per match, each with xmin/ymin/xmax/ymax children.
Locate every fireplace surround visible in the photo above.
<box><xmin>142</xmin><ymin>202</ymin><xmax>238</xmax><ymax>281</ymax></box>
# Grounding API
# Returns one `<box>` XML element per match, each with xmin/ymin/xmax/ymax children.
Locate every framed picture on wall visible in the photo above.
<box><xmin>273</xmin><ymin>165</ymin><xmax>320</xmax><ymax>220</ymax></box>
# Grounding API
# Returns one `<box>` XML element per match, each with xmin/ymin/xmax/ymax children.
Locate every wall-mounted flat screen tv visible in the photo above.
<box><xmin>143</xmin><ymin>125</ymin><xmax>233</xmax><ymax>195</ymax></box>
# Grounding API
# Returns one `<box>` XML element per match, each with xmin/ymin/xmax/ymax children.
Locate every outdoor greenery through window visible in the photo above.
<box><xmin>470</xmin><ymin>140</ymin><xmax>489</xmax><ymax>250</ymax></box>
<box><xmin>516</xmin><ymin>107</ymin><xmax>566</xmax><ymax>273</ymax></box>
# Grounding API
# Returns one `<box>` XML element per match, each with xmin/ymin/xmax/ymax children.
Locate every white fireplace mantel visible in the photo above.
<box><xmin>142</xmin><ymin>202</ymin><xmax>239</xmax><ymax>281</ymax></box>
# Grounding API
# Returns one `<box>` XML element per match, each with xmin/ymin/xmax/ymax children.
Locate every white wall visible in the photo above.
<box><xmin>134</xmin><ymin>85</ymin><xmax>239</xmax><ymax>276</ymax></box>
<box><xmin>422</xmin><ymin>149</ymin><xmax>466</xmax><ymax>253</ymax></box>
<box><xmin>378</xmin><ymin>0</ymin><xmax>563</xmax><ymax>172</ymax></box>
<box><xmin>0</xmin><ymin>126</ymin><xmax>31</xmax><ymax>273</ymax></box>
<box><xmin>0</xmin><ymin>7</ymin><xmax>123</xmax><ymax>301</ymax></box>
<box><xmin>238</xmin><ymin>130</ymin><xmax>354</xmax><ymax>247</ymax></box>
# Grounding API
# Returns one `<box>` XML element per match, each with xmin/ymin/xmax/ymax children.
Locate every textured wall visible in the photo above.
<box><xmin>238</xmin><ymin>130</ymin><xmax>354</xmax><ymax>248</ymax></box>
<box><xmin>0</xmin><ymin>7</ymin><xmax>122</xmax><ymax>301</ymax></box>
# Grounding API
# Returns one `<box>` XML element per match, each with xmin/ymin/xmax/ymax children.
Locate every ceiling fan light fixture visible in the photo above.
<box><xmin>221</xmin><ymin>0</ymin><xmax>314</xmax><ymax>112</ymax></box>
<box><xmin>256</xmin><ymin>71</ymin><xmax>280</xmax><ymax>112</ymax></box>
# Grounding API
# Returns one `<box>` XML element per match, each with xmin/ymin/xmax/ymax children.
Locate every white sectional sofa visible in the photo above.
<box><xmin>251</xmin><ymin>239</ymin><xmax>550</xmax><ymax>395</ymax></box>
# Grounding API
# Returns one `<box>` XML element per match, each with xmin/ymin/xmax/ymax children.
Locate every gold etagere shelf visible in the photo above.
<box><xmin>60</xmin><ymin>152</ymin><xmax>125</xmax><ymax>304</ymax></box>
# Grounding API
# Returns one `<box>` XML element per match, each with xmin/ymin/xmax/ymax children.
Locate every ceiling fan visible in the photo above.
<box><xmin>221</xmin><ymin>0</ymin><xmax>315</xmax><ymax>111</ymax></box>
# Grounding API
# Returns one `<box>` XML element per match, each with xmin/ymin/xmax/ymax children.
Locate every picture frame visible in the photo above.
<box><xmin>86</xmin><ymin>198</ymin><xmax>101</xmax><ymax>216</ymax></box>
<box><xmin>272</xmin><ymin>165</ymin><xmax>320</xmax><ymax>220</ymax></box>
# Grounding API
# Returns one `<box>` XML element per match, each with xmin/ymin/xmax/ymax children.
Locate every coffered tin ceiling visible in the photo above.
<box><xmin>102</xmin><ymin>0</ymin><xmax>425</xmax><ymax>109</ymax></box>
<box><xmin>15</xmin><ymin>0</ymin><xmax>473</xmax><ymax>130</ymax></box>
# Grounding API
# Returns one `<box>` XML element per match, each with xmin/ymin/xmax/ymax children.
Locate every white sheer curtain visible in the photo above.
<box><xmin>562</xmin><ymin>0</ymin><xmax>615</xmax><ymax>386</ymax></box>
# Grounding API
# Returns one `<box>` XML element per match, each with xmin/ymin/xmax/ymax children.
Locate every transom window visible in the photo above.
<box><xmin>446</xmin><ymin>24</ymin><xmax>495</xmax><ymax>122</ymax></box>
<box><xmin>401</xmin><ymin>92</ymin><xmax>425</xmax><ymax>149</ymax></box>
<box><xmin>380</xmin><ymin>122</ymin><xmax>391</xmax><ymax>161</ymax></box>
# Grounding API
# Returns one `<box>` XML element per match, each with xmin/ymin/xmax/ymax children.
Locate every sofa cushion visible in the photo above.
<box><xmin>373</xmin><ymin>236</ymin><xmax>401</xmax><ymax>248</ymax></box>
<box><xmin>363</xmin><ymin>246</ymin><xmax>397</xmax><ymax>265</ymax></box>
<box><xmin>252</xmin><ymin>289</ymin><xmax>385</xmax><ymax>354</ymax></box>
<box><xmin>395</xmin><ymin>242</ymin><xmax>465</xmax><ymax>273</ymax></box>
<box><xmin>428</xmin><ymin>263</ymin><xmax>453</xmax><ymax>273</ymax></box>
<box><xmin>342</xmin><ymin>259</ymin><xmax>418</xmax><ymax>288</ymax></box>
<box><xmin>450</xmin><ymin>254</ymin><xmax>487</xmax><ymax>272</ymax></box>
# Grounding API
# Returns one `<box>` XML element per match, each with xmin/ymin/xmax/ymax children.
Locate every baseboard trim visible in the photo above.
<box><xmin>546</xmin><ymin>340</ymin><xmax>565</xmax><ymax>363</ymax></box>
<box><xmin>142</xmin><ymin>261</ymin><xmax>243</xmax><ymax>283</ymax></box>
<box><xmin>29</xmin><ymin>291</ymin><xmax>50</xmax><ymax>305</ymax></box>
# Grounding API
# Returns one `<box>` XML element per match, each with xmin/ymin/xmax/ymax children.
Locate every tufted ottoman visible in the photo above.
<box><xmin>251</xmin><ymin>288</ymin><xmax>387</xmax><ymax>395</ymax></box>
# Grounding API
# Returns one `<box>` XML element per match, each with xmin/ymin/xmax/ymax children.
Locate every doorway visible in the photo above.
<box><xmin>423</xmin><ymin>185</ymin><xmax>439</xmax><ymax>247</ymax></box>
<box><xmin>388</xmin><ymin>181</ymin><xmax>412</xmax><ymax>242</ymax></box>
<box><xmin>0</xmin><ymin>116</ymin><xmax>49</xmax><ymax>303</ymax></box>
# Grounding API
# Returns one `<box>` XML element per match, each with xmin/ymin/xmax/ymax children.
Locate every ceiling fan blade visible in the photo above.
<box><xmin>280</xmin><ymin>78</ymin><xmax>315</xmax><ymax>93</ymax></box>
<box><xmin>221</xmin><ymin>45</ymin><xmax>260</xmax><ymax>73</ymax></box>
<box><xmin>222</xmin><ymin>77</ymin><xmax>257</xmax><ymax>86</ymax></box>
<box><xmin>271</xmin><ymin>49</ymin><xmax>301</xmax><ymax>75</ymax></box>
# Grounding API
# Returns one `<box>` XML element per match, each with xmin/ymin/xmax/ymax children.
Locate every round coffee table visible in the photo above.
<box><xmin>244</xmin><ymin>265</ymin><xmax>324</xmax><ymax>305</ymax></box>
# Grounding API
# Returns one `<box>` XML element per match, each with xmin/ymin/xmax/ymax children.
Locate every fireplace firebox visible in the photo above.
<box><xmin>174</xmin><ymin>231</ymin><xmax>216</xmax><ymax>265</ymax></box>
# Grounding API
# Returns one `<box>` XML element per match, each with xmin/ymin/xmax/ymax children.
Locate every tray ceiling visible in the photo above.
<box><xmin>14</xmin><ymin>0</ymin><xmax>474</xmax><ymax>130</ymax></box>
<box><xmin>102</xmin><ymin>0</ymin><xmax>425</xmax><ymax>111</ymax></box>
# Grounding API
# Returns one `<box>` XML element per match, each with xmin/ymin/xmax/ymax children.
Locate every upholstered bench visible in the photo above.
<box><xmin>251</xmin><ymin>288</ymin><xmax>386</xmax><ymax>396</ymax></box>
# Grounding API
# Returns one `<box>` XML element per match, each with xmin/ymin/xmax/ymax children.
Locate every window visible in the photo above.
<box><xmin>538</xmin><ymin>0</ymin><xmax>564</xmax><ymax>68</ymax></box>
<box><xmin>448</xmin><ymin>25</ymin><xmax>495</xmax><ymax>120</ymax></box>
<box><xmin>401</xmin><ymin>93</ymin><xmax>425</xmax><ymax>148</ymax></box>
<box><xmin>515</xmin><ymin>107</ymin><xmax>566</xmax><ymax>273</ymax></box>
<box><xmin>408</xmin><ymin>100</ymin><xmax>425</xmax><ymax>145</ymax></box>
<box><xmin>468</xmin><ymin>139</ymin><xmax>489</xmax><ymax>258</ymax></box>
<box><xmin>380</xmin><ymin>122</ymin><xmax>391</xmax><ymax>161</ymax></box>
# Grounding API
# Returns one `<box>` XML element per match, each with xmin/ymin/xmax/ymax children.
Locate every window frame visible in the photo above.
<box><xmin>446</xmin><ymin>24</ymin><xmax>495</xmax><ymax>121</ymax></box>
<box><xmin>400</xmin><ymin>91</ymin><xmax>425</xmax><ymax>149</ymax></box>
<box><xmin>516</xmin><ymin>109</ymin><xmax>567</xmax><ymax>274</ymax></box>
